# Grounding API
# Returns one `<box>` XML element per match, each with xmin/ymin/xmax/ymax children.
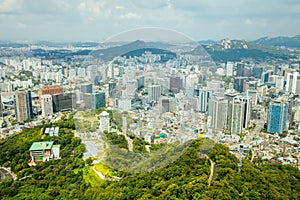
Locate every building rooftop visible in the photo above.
<box><xmin>29</xmin><ymin>141</ymin><xmax>54</xmax><ymax>151</ymax></box>
<box><xmin>100</xmin><ymin>111</ymin><xmax>109</xmax><ymax>116</ymax></box>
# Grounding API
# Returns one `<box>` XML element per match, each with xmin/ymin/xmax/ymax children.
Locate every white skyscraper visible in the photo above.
<box><xmin>77</xmin><ymin>68</ymin><xmax>86</xmax><ymax>78</ymax></box>
<box><xmin>99</xmin><ymin>111</ymin><xmax>110</xmax><ymax>132</ymax></box>
<box><xmin>229</xmin><ymin>97</ymin><xmax>245</xmax><ymax>134</ymax></box>
<box><xmin>148</xmin><ymin>85</ymin><xmax>161</xmax><ymax>102</ymax></box>
<box><xmin>209</xmin><ymin>95</ymin><xmax>228</xmax><ymax>131</ymax></box>
<box><xmin>157</xmin><ymin>77</ymin><xmax>170</xmax><ymax>95</ymax></box>
<box><xmin>286</xmin><ymin>72</ymin><xmax>300</xmax><ymax>95</ymax></box>
<box><xmin>247</xmin><ymin>89</ymin><xmax>258</xmax><ymax>106</ymax></box>
<box><xmin>68</xmin><ymin>68</ymin><xmax>77</xmax><ymax>78</ymax></box>
<box><xmin>125</xmin><ymin>80</ymin><xmax>138</xmax><ymax>99</ymax></box>
<box><xmin>275</xmin><ymin>76</ymin><xmax>284</xmax><ymax>90</ymax></box>
<box><xmin>226</xmin><ymin>62</ymin><xmax>234</xmax><ymax>76</ymax></box>
<box><xmin>185</xmin><ymin>74</ymin><xmax>198</xmax><ymax>96</ymax></box>
<box><xmin>41</xmin><ymin>94</ymin><xmax>53</xmax><ymax>117</ymax></box>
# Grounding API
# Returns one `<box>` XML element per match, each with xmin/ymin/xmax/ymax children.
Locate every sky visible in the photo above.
<box><xmin>0</xmin><ymin>0</ymin><xmax>299</xmax><ymax>42</ymax></box>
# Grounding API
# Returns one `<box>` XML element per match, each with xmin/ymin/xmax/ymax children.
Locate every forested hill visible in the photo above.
<box><xmin>86</xmin><ymin>140</ymin><xmax>300</xmax><ymax>199</ymax></box>
<box><xmin>0</xmin><ymin>115</ymin><xmax>299</xmax><ymax>199</ymax></box>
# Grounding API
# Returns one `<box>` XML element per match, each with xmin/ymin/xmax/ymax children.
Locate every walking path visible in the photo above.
<box><xmin>93</xmin><ymin>166</ymin><xmax>105</xmax><ymax>180</ymax></box>
<box><xmin>208</xmin><ymin>158</ymin><xmax>216</xmax><ymax>186</ymax></box>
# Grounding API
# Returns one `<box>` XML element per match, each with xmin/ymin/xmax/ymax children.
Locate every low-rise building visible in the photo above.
<box><xmin>29</xmin><ymin>141</ymin><xmax>60</xmax><ymax>166</ymax></box>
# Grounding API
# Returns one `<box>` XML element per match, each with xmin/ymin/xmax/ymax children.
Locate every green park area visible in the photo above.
<box><xmin>74</xmin><ymin>111</ymin><xmax>99</xmax><ymax>134</ymax></box>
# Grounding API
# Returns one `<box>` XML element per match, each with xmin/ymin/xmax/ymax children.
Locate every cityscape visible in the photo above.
<box><xmin>0</xmin><ymin>0</ymin><xmax>300</xmax><ymax>199</ymax></box>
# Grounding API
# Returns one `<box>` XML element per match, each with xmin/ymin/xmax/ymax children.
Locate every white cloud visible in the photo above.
<box><xmin>120</xmin><ymin>12</ymin><xmax>141</xmax><ymax>19</ymax></box>
<box><xmin>0</xmin><ymin>0</ymin><xmax>21</xmax><ymax>13</ymax></box>
<box><xmin>115</xmin><ymin>5</ymin><xmax>125</xmax><ymax>10</ymax></box>
<box><xmin>244</xmin><ymin>19</ymin><xmax>253</xmax><ymax>25</ymax></box>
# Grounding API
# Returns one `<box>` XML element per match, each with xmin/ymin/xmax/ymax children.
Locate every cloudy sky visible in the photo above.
<box><xmin>0</xmin><ymin>0</ymin><xmax>299</xmax><ymax>42</ymax></box>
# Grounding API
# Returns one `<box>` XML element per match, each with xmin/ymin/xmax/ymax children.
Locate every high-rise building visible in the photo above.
<box><xmin>225</xmin><ymin>92</ymin><xmax>244</xmax><ymax>134</ymax></box>
<box><xmin>252</xmin><ymin>66</ymin><xmax>263</xmax><ymax>79</ymax></box>
<box><xmin>228</xmin><ymin>97</ymin><xmax>245</xmax><ymax>134</ymax></box>
<box><xmin>198</xmin><ymin>88</ymin><xmax>211</xmax><ymax>112</ymax></box>
<box><xmin>157</xmin><ymin>77</ymin><xmax>170</xmax><ymax>95</ymax></box>
<box><xmin>234</xmin><ymin>77</ymin><xmax>246</xmax><ymax>93</ymax></box>
<box><xmin>159</xmin><ymin>97</ymin><xmax>176</xmax><ymax>113</ymax></box>
<box><xmin>247</xmin><ymin>89</ymin><xmax>258</xmax><ymax>106</ymax></box>
<box><xmin>226</xmin><ymin>62</ymin><xmax>234</xmax><ymax>76</ymax></box>
<box><xmin>108</xmin><ymin>81</ymin><xmax>117</xmax><ymax>98</ymax></box>
<box><xmin>137</xmin><ymin>76</ymin><xmax>145</xmax><ymax>90</ymax></box>
<box><xmin>208</xmin><ymin>95</ymin><xmax>228</xmax><ymax>131</ymax></box>
<box><xmin>14</xmin><ymin>90</ymin><xmax>33</xmax><ymax>122</ymax></box>
<box><xmin>185</xmin><ymin>74</ymin><xmax>198</xmax><ymax>96</ymax></box>
<box><xmin>125</xmin><ymin>80</ymin><xmax>138</xmax><ymax>99</ymax></box>
<box><xmin>267</xmin><ymin>100</ymin><xmax>289</xmax><ymax>134</ymax></box>
<box><xmin>82</xmin><ymin>92</ymin><xmax>106</xmax><ymax>110</ymax></box>
<box><xmin>242</xmin><ymin>97</ymin><xmax>252</xmax><ymax>129</ymax></box>
<box><xmin>99</xmin><ymin>111</ymin><xmax>110</xmax><ymax>132</ymax></box>
<box><xmin>38</xmin><ymin>85</ymin><xmax>64</xmax><ymax>104</ymax></box>
<box><xmin>82</xmin><ymin>93</ymin><xmax>92</xmax><ymax>109</ymax></box>
<box><xmin>275</xmin><ymin>76</ymin><xmax>284</xmax><ymax>90</ymax></box>
<box><xmin>80</xmin><ymin>83</ymin><xmax>93</xmax><ymax>94</ymax></box>
<box><xmin>170</xmin><ymin>76</ymin><xmax>182</xmax><ymax>94</ymax></box>
<box><xmin>262</xmin><ymin>70</ymin><xmax>273</xmax><ymax>83</ymax></box>
<box><xmin>52</xmin><ymin>93</ymin><xmax>75</xmax><ymax>113</ymax></box>
<box><xmin>148</xmin><ymin>85</ymin><xmax>161</xmax><ymax>102</ymax></box>
<box><xmin>92</xmin><ymin>92</ymin><xmax>106</xmax><ymax>110</ymax></box>
<box><xmin>77</xmin><ymin>68</ymin><xmax>86</xmax><ymax>78</ymax></box>
<box><xmin>286</xmin><ymin>72</ymin><xmax>300</xmax><ymax>95</ymax></box>
<box><xmin>68</xmin><ymin>68</ymin><xmax>76</xmax><ymax>78</ymax></box>
<box><xmin>41</xmin><ymin>94</ymin><xmax>53</xmax><ymax>117</ymax></box>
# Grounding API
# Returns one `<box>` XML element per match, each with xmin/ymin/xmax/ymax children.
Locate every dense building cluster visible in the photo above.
<box><xmin>0</xmin><ymin>41</ymin><xmax>299</xmax><ymax>168</ymax></box>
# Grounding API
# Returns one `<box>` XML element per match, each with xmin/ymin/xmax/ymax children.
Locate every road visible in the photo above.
<box><xmin>123</xmin><ymin>134</ymin><xmax>133</xmax><ymax>152</ymax></box>
<box><xmin>242</xmin><ymin>107</ymin><xmax>267</xmax><ymax>144</ymax></box>
<box><xmin>242</xmin><ymin>122</ymin><xmax>263</xmax><ymax>144</ymax></box>
<box><xmin>93</xmin><ymin>166</ymin><xmax>106</xmax><ymax>180</ymax></box>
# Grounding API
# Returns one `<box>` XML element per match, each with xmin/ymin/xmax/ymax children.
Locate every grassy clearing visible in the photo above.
<box><xmin>94</xmin><ymin>163</ymin><xmax>112</xmax><ymax>176</ymax></box>
<box><xmin>83</xmin><ymin>166</ymin><xmax>104</xmax><ymax>187</ymax></box>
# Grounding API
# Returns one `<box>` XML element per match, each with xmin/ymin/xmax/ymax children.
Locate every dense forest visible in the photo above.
<box><xmin>0</xmin><ymin>113</ymin><xmax>300</xmax><ymax>199</ymax></box>
<box><xmin>86</xmin><ymin>140</ymin><xmax>300</xmax><ymax>199</ymax></box>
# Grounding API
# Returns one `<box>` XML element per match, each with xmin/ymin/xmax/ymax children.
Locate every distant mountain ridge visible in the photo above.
<box><xmin>90</xmin><ymin>40</ymin><xmax>174</xmax><ymax>61</ymax></box>
<box><xmin>253</xmin><ymin>35</ymin><xmax>300</xmax><ymax>48</ymax></box>
<box><xmin>203</xmin><ymin>38</ymin><xmax>294</xmax><ymax>62</ymax></box>
<box><xmin>1</xmin><ymin>35</ymin><xmax>299</xmax><ymax>62</ymax></box>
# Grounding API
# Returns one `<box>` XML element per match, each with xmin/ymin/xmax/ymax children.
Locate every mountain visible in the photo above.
<box><xmin>0</xmin><ymin>41</ymin><xmax>29</xmax><ymax>48</ymax></box>
<box><xmin>203</xmin><ymin>39</ymin><xmax>294</xmax><ymax>62</ymax></box>
<box><xmin>0</xmin><ymin>118</ymin><xmax>300</xmax><ymax>199</ymax></box>
<box><xmin>205</xmin><ymin>39</ymin><xmax>249</xmax><ymax>50</ymax></box>
<box><xmin>122</xmin><ymin>47</ymin><xmax>177</xmax><ymax>63</ymax></box>
<box><xmin>85</xmin><ymin>140</ymin><xmax>300</xmax><ymax>199</ymax></box>
<box><xmin>198</xmin><ymin>40</ymin><xmax>216</xmax><ymax>45</ymax></box>
<box><xmin>90</xmin><ymin>40</ymin><xmax>174</xmax><ymax>61</ymax></box>
<box><xmin>253</xmin><ymin>35</ymin><xmax>300</xmax><ymax>48</ymax></box>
